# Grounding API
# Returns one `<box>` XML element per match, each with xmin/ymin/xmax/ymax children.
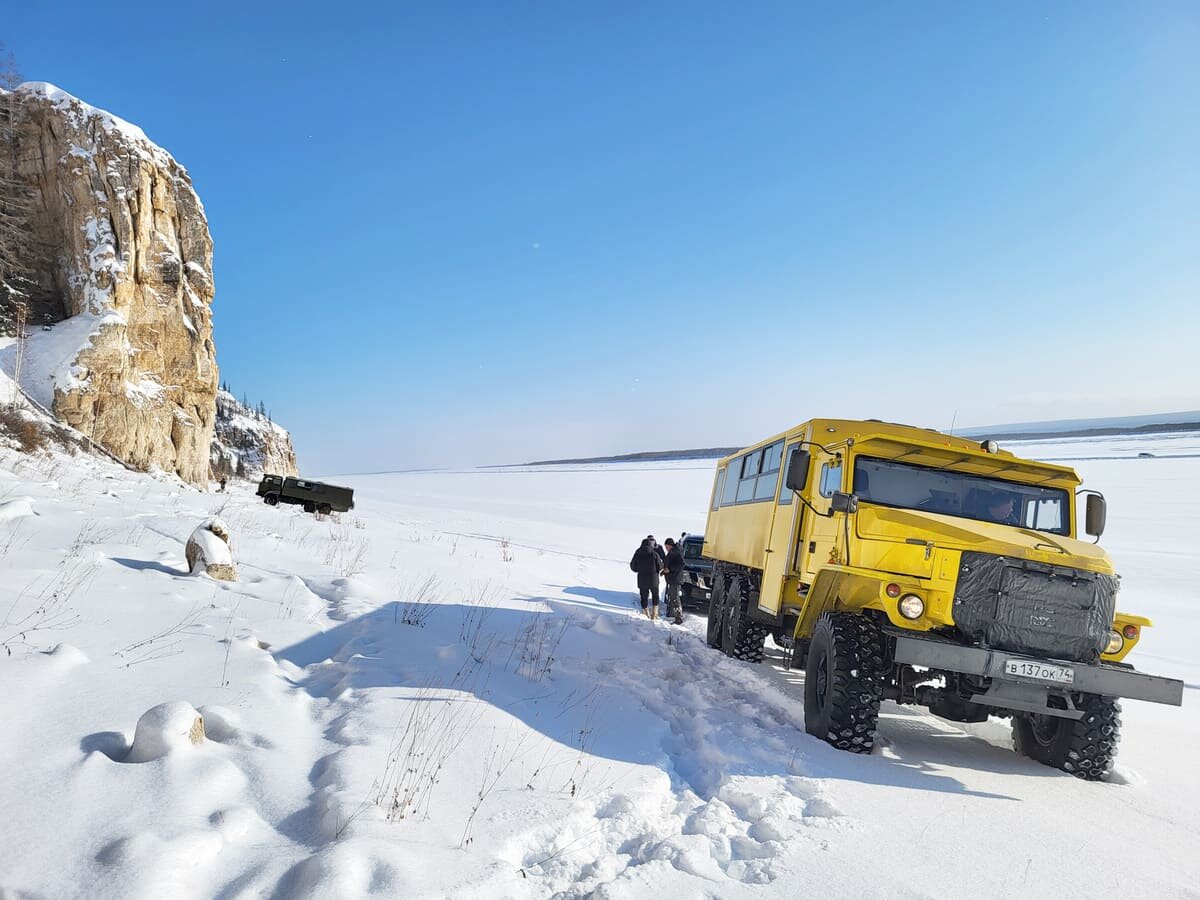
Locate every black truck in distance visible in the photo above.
<box><xmin>257</xmin><ymin>475</ymin><xmax>355</xmax><ymax>515</ymax></box>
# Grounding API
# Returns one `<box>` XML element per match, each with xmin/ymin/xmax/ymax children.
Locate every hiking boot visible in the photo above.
<box><xmin>651</xmin><ymin>605</ymin><xmax>659</xmax><ymax>620</ymax></box>
<box><xmin>673</xmin><ymin>614</ymin><xmax>683</xmax><ymax>625</ymax></box>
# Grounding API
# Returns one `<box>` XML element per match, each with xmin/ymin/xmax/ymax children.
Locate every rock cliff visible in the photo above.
<box><xmin>211</xmin><ymin>390</ymin><xmax>298</xmax><ymax>481</ymax></box>
<box><xmin>0</xmin><ymin>83</ymin><xmax>217</xmax><ymax>485</ymax></box>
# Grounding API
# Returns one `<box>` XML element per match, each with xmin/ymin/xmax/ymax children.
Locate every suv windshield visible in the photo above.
<box><xmin>853</xmin><ymin>456</ymin><xmax>1070</xmax><ymax>535</ymax></box>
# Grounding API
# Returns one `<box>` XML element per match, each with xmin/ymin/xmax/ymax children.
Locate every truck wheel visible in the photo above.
<box><xmin>303</xmin><ymin>501</ymin><xmax>316</xmax><ymax>513</ymax></box>
<box><xmin>1012</xmin><ymin>695</ymin><xmax>1121</xmax><ymax>781</ymax></box>
<box><xmin>264</xmin><ymin>493</ymin><xmax>279</xmax><ymax>506</ymax></box>
<box><xmin>318</xmin><ymin>503</ymin><xmax>332</xmax><ymax>515</ymax></box>
<box><xmin>706</xmin><ymin>571</ymin><xmax>727</xmax><ymax>648</ymax></box>
<box><xmin>804</xmin><ymin>612</ymin><xmax>884</xmax><ymax>753</ymax></box>
<box><xmin>720</xmin><ymin>574</ymin><xmax>769</xmax><ymax>663</ymax></box>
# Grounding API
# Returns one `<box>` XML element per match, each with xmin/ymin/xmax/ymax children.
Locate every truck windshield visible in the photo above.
<box><xmin>853</xmin><ymin>456</ymin><xmax>1070</xmax><ymax>535</ymax></box>
<box><xmin>682</xmin><ymin>540</ymin><xmax>704</xmax><ymax>560</ymax></box>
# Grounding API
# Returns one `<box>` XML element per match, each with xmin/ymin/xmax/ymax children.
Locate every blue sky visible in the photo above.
<box><xmin>7</xmin><ymin>2</ymin><xmax>1199</xmax><ymax>471</ymax></box>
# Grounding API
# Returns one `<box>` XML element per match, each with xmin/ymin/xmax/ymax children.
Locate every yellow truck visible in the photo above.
<box><xmin>702</xmin><ymin>418</ymin><xmax>1183</xmax><ymax>779</ymax></box>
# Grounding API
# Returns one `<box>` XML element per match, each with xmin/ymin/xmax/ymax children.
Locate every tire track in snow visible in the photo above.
<box><xmin>508</xmin><ymin>615</ymin><xmax>844</xmax><ymax>895</ymax></box>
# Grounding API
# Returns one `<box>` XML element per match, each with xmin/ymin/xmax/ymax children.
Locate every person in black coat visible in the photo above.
<box><xmin>662</xmin><ymin>538</ymin><xmax>685</xmax><ymax>625</ymax></box>
<box><xmin>630</xmin><ymin>538</ymin><xmax>662</xmax><ymax>619</ymax></box>
<box><xmin>647</xmin><ymin>535</ymin><xmax>666</xmax><ymax>567</ymax></box>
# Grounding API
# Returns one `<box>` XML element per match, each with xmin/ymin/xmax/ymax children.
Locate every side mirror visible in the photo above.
<box><xmin>1085</xmin><ymin>493</ymin><xmax>1106</xmax><ymax>539</ymax></box>
<box><xmin>785</xmin><ymin>449</ymin><xmax>811</xmax><ymax>493</ymax></box>
<box><xmin>830</xmin><ymin>491</ymin><xmax>858</xmax><ymax>514</ymax></box>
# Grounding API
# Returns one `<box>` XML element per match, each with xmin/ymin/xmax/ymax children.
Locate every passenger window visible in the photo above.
<box><xmin>754</xmin><ymin>469</ymin><xmax>779</xmax><ymax>501</ymax></box>
<box><xmin>779</xmin><ymin>445</ymin><xmax>802</xmax><ymax>505</ymax></box>
<box><xmin>742</xmin><ymin>450</ymin><xmax>763</xmax><ymax>479</ymax></box>
<box><xmin>736</xmin><ymin>472</ymin><xmax>758</xmax><ymax>502</ymax></box>
<box><xmin>712</xmin><ymin>469</ymin><xmax>725</xmax><ymax>511</ymax></box>
<box><xmin>721</xmin><ymin>461</ymin><xmax>741</xmax><ymax>505</ymax></box>
<box><xmin>819</xmin><ymin>461</ymin><xmax>842</xmax><ymax>498</ymax></box>
<box><xmin>761</xmin><ymin>442</ymin><xmax>783</xmax><ymax>476</ymax></box>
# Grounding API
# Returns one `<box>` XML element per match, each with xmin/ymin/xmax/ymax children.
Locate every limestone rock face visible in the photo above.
<box><xmin>211</xmin><ymin>390</ymin><xmax>299</xmax><ymax>481</ymax></box>
<box><xmin>5</xmin><ymin>83</ymin><xmax>217</xmax><ymax>485</ymax></box>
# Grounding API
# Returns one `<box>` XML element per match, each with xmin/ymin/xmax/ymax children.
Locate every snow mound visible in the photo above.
<box><xmin>0</xmin><ymin>498</ymin><xmax>36</xmax><ymax>523</ymax></box>
<box><xmin>124</xmin><ymin>702</ymin><xmax>206</xmax><ymax>763</ymax></box>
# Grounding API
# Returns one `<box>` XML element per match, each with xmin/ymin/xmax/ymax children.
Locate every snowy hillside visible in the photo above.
<box><xmin>210</xmin><ymin>389</ymin><xmax>298</xmax><ymax>482</ymax></box>
<box><xmin>0</xmin><ymin>432</ymin><xmax>1197</xmax><ymax>898</ymax></box>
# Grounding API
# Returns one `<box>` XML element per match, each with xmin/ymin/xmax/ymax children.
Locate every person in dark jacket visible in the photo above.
<box><xmin>662</xmin><ymin>537</ymin><xmax>685</xmax><ymax>625</ymax></box>
<box><xmin>630</xmin><ymin>538</ymin><xmax>662</xmax><ymax>619</ymax></box>
<box><xmin>647</xmin><ymin>534</ymin><xmax>666</xmax><ymax>567</ymax></box>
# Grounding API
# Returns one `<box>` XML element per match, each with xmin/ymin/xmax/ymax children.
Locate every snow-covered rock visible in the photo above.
<box><xmin>124</xmin><ymin>701</ymin><xmax>207</xmax><ymax>763</ymax></box>
<box><xmin>210</xmin><ymin>390</ymin><xmax>298</xmax><ymax>481</ymax></box>
<box><xmin>0</xmin><ymin>83</ymin><xmax>217</xmax><ymax>486</ymax></box>
<box><xmin>185</xmin><ymin>517</ymin><xmax>236</xmax><ymax>581</ymax></box>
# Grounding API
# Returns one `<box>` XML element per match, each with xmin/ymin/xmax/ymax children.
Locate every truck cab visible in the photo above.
<box><xmin>702</xmin><ymin>418</ymin><xmax>1182</xmax><ymax>778</ymax></box>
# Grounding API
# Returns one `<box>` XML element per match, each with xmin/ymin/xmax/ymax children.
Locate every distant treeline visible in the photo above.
<box><xmin>518</xmin><ymin>448</ymin><xmax>739</xmax><ymax>466</ymax></box>
<box><xmin>515</xmin><ymin>419</ymin><xmax>1200</xmax><ymax>467</ymax></box>
<box><xmin>970</xmin><ymin>421</ymin><xmax>1200</xmax><ymax>442</ymax></box>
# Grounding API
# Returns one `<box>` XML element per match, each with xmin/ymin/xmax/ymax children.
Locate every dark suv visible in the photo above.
<box><xmin>678</xmin><ymin>533</ymin><xmax>713</xmax><ymax>608</ymax></box>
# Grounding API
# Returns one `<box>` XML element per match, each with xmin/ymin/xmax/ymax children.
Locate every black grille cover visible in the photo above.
<box><xmin>953</xmin><ymin>551</ymin><xmax>1119</xmax><ymax>662</ymax></box>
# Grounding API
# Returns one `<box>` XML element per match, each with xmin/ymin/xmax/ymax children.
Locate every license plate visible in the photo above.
<box><xmin>1005</xmin><ymin>659</ymin><xmax>1075</xmax><ymax>684</ymax></box>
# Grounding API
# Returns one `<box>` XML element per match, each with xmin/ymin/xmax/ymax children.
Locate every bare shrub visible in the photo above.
<box><xmin>459</xmin><ymin>583</ymin><xmax>498</xmax><ymax>661</ymax></box>
<box><xmin>1</xmin><ymin>558</ymin><xmax>92</xmax><ymax>655</ymax></box>
<box><xmin>372</xmin><ymin>658</ymin><xmax>491</xmax><ymax>823</ymax></box>
<box><xmin>324</xmin><ymin>527</ymin><xmax>369</xmax><ymax>577</ymax></box>
<box><xmin>0</xmin><ymin>405</ymin><xmax>46</xmax><ymax>453</ymax></box>
<box><xmin>460</xmin><ymin>727</ymin><xmax>530</xmax><ymax>848</ymax></box>
<box><xmin>394</xmin><ymin>573</ymin><xmax>439</xmax><ymax>627</ymax></box>
<box><xmin>113</xmin><ymin>603</ymin><xmax>208</xmax><ymax>667</ymax></box>
<box><xmin>507</xmin><ymin>614</ymin><xmax>570</xmax><ymax>682</ymax></box>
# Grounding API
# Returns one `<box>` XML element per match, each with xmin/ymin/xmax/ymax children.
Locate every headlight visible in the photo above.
<box><xmin>898</xmin><ymin>594</ymin><xmax>925</xmax><ymax>620</ymax></box>
<box><xmin>1105</xmin><ymin>630</ymin><xmax>1124</xmax><ymax>654</ymax></box>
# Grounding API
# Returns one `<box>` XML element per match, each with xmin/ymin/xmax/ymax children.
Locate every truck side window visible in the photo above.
<box><xmin>736</xmin><ymin>450</ymin><xmax>763</xmax><ymax>502</ymax></box>
<box><xmin>711</xmin><ymin>469</ymin><xmax>725</xmax><ymax>511</ymax></box>
<box><xmin>779</xmin><ymin>444</ymin><xmax>802</xmax><ymax>505</ymax></box>
<box><xmin>819</xmin><ymin>461</ymin><xmax>842</xmax><ymax>498</ymax></box>
<box><xmin>754</xmin><ymin>441</ymin><xmax>783</xmax><ymax>500</ymax></box>
<box><xmin>721</xmin><ymin>460</ymin><xmax>741</xmax><ymax>505</ymax></box>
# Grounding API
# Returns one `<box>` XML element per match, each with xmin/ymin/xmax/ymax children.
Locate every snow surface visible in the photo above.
<box><xmin>0</xmin><ymin>432</ymin><xmax>1197</xmax><ymax>898</ymax></box>
<box><xmin>0</xmin><ymin>311</ymin><xmax>127</xmax><ymax>409</ymax></box>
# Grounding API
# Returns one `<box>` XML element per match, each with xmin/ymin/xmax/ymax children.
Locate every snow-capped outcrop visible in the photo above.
<box><xmin>0</xmin><ymin>83</ymin><xmax>217</xmax><ymax>486</ymax></box>
<box><xmin>210</xmin><ymin>390</ymin><xmax>298</xmax><ymax>481</ymax></box>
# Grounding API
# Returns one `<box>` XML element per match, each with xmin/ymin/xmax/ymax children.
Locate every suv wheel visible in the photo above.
<box><xmin>804</xmin><ymin>612</ymin><xmax>884</xmax><ymax>753</ymax></box>
<box><xmin>1012</xmin><ymin>695</ymin><xmax>1121</xmax><ymax>781</ymax></box>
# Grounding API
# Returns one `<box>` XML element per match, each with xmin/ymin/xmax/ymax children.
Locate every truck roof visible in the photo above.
<box><xmin>717</xmin><ymin>418</ymin><xmax>1081</xmax><ymax>489</ymax></box>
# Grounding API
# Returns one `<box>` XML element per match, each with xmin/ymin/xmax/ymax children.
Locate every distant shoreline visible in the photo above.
<box><xmin>508</xmin><ymin>420</ymin><xmax>1200</xmax><ymax>467</ymax></box>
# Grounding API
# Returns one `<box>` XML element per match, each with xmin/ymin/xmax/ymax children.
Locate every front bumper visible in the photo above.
<box><xmin>888</xmin><ymin>628</ymin><xmax>1184</xmax><ymax>717</ymax></box>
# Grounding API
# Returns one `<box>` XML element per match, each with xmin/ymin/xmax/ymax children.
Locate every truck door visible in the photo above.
<box><xmin>757</xmin><ymin>441</ymin><xmax>806</xmax><ymax>617</ymax></box>
<box><xmin>799</xmin><ymin>455</ymin><xmax>844</xmax><ymax>579</ymax></box>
